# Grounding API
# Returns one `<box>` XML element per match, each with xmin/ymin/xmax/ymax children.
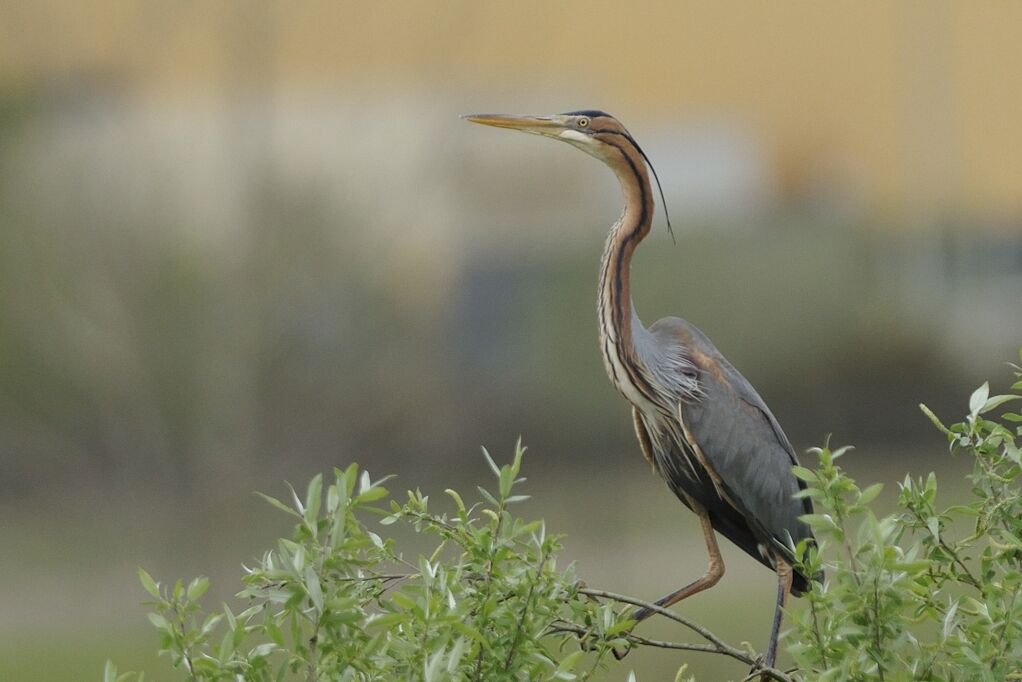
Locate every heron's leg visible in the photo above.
<box><xmin>631</xmin><ymin>505</ymin><xmax>724</xmax><ymax>622</ymax></box>
<box><xmin>762</xmin><ymin>555</ymin><xmax>794</xmax><ymax>669</ymax></box>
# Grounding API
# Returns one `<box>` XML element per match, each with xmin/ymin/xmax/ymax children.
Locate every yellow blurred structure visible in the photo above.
<box><xmin>2</xmin><ymin>1</ymin><xmax>1021</xmax><ymax>219</ymax></box>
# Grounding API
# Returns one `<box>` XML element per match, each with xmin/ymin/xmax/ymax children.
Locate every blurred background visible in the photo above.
<box><xmin>1</xmin><ymin>2</ymin><xmax>1020</xmax><ymax>680</ymax></box>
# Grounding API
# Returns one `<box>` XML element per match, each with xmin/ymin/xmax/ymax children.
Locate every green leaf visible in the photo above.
<box><xmin>286</xmin><ymin>482</ymin><xmax>305</xmax><ymax>516</ymax></box>
<box><xmin>945</xmin><ymin>504</ymin><xmax>980</xmax><ymax>517</ymax></box>
<box><xmin>199</xmin><ymin>612</ymin><xmax>222</xmax><ymax>638</ymax></box>
<box><xmin>147</xmin><ymin>613</ymin><xmax>170</xmax><ymax>632</ymax></box>
<box><xmin>801</xmin><ymin>513</ymin><xmax>839</xmax><ymax>531</ymax></box>
<box><xmin>265</xmin><ymin>619</ymin><xmax>286</xmax><ymax>647</ymax></box>
<box><xmin>305</xmin><ymin>566</ymin><xmax>324</xmax><ymax>613</ymax></box>
<box><xmin>138</xmin><ymin>568</ymin><xmax>160</xmax><ymax>599</ymax></box>
<box><xmin>858</xmin><ymin>483</ymin><xmax>883</xmax><ymax>506</ymax></box>
<box><xmin>255</xmin><ymin>492</ymin><xmax>303</xmax><ymax>519</ymax></box>
<box><xmin>980</xmin><ymin>394</ymin><xmax>1021</xmax><ymax>414</ymax></box>
<box><xmin>446</xmin><ymin>637</ymin><xmax>468</xmax><ymax>673</ymax></box>
<box><xmin>477</xmin><ymin>486</ymin><xmax>499</xmax><ymax>507</ymax></box>
<box><xmin>791</xmin><ymin>466</ymin><xmax>819</xmax><ymax>483</ymax></box>
<box><xmin>218</xmin><ymin>628</ymin><xmax>235</xmax><ymax>663</ymax></box>
<box><xmin>554</xmin><ymin>649</ymin><xmax>584</xmax><ymax>675</ymax></box>
<box><xmin>942</xmin><ymin>600</ymin><xmax>960</xmax><ymax>640</ymax></box>
<box><xmin>969</xmin><ymin>382</ymin><xmax>990</xmax><ymax>417</ymax></box>
<box><xmin>356</xmin><ymin>486</ymin><xmax>389</xmax><ymax>503</ymax></box>
<box><xmin>223</xmin><ymin>603</ymin><xmax>237</xmax><ymax>630</ymax></box>
<box><xmin>186</xmin><ymin>576</ymin><xmax>210</xmax><ymax>602</ymax></box>
<box><xmin>605</xmin><ymin>618</ymin><xmax>637</xmax><ymax>636</ymax></box>
<box><xmin>341</xmin><ymin>462</ymin><xmax>359</xmax><ymax>496</ymax></box>
<box><xmin>103</xmin><ymin>660</ymin><xmax>117</xmax><ymax>682</ymax></box>
<box><xmin>481</xmin><ymin>446</ymin><xmax>500</xmax><ymax>477</ymax></box>
<box><xmin>831</xmin><ymin>444</ymin><xmax>854</xmax><ymax>459</ymax></box>
<box><xmin>304</xmin><ymin>473</ymin><xmax>323</xmax><ymax>526</ymax></box>
<box><xmin>499</xmin><ymin>466</ymin><xmax>514</xmax><ymax>499</ymax></box>
<box><xmin>511</xmin><ymin>438</ymin><xmax>525</xmax><ymax>477</ymax></box>
<box><xmin>423</xmin><ymin>648</ymin><xmax>445</xmax><ymax>682</ymax></box>
<box><xmin>330</xmin><ymin>487</ymin><xmax>348</xmax><ymax>549</ymax></box>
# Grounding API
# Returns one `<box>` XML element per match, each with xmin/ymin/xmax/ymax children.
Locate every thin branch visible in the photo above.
<box><xmin>808</xmin><ymin>594</ymin><xmax>830</xmax><ymax>670</ymax></box>
<box><xmin>994</xmin><ymin>585</ymin><xmax>1021</xmax><ymax>672</ymax></box>
<box><xmin>503</xmin><ymin>546</ymin><xmax>549</xmax><ymax>672</ymax></box>
<box><xmin>937</xmin><ymin>537</ymin><xmax>981</xmax><ymax>591</ymax></box>
<box><xmin>871</xmin><ymin>575</ymin><xmax>885</xmax><ymax>682</ymax></box>
<box><xmin>577</xmin><ymin>587</ymin><xmax>730</xmax><ymax>651</ymax></box>
<box><xmin>573</xmin><ymin>588</ymin><xmax>794</xmax><ymax>682</ymax></box>
<box><xmin>550</xmin><ymin>621</ymin><xmax>794</xmax><ymax>682</ymax></box>
<box><xmin>471</xmin><ymin>500</ymin><xmax>506</xmax><ymax>682</ymax></box>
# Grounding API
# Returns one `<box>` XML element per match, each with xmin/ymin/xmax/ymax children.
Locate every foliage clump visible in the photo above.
<box><xmin>789</xmin><ymin>353</ymin><xmax>1022</xmax><ymax>681</ymax></box>
<box><xmin>108</xmin><ymin>352</ymin><xmax>1022</xmax><ymax>681</ymax></box>
<box><xmin>108</xmin><ymin>444</ymin><xmax>631</xmax><ymax>682</ymax></box>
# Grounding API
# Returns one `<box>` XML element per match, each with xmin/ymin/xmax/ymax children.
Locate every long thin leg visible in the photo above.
<box><xmin>632</xmin><ymin>504</ymin><xmax>724</xmax><ymax>622</ymax></box>
<box><xmin>762</xmin><ymin>555</ymin><xmax>794</xmax><ymax>669</ymax></box>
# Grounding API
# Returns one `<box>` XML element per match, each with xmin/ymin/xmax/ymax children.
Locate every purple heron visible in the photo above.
<box><xmin>465</xmin><ymin>111</ymin><xmax>817</xmax><ymax>670</ymax></box>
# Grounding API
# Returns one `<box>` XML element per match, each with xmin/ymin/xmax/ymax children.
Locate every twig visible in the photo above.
<box><xmin>808</xmin><ymin>593</ymin><xmax>830</xmax><ymax>670</ymax></box>
<box><xmin>937</xmin><ymin>537</ymin><xmax>981</xmax><ymax>591</ymax></box>
<box><xmin>471</xmin><ymin>500</ymin><xmax>506</xmax><ymax>681</ymax></box>
<box><xmin>578</xmin><ymin>588</ymin><xmax>731</xmax><ymax>651</ymax></box>
<box><xmin>503</xmin><ymin>546</ymin><xmax>549</xmax><ymax>672</ymax></box>
<box><xmin>572</xmin><ymin>588</ymin><xmax>795</xmax><ymax>682</ymax></box>
<box><xmin>994</xmin><ymin>586</ymin><xmax>1021</xmax><ymax>672</ymax></box>
<box><xmin>871</xmin><ymin>575</ymin><xmax>885</xmax><ymax>682</ymax></box>
<box><xmin>549</xmin><ymin>621</ymin><xmax>794</xmax><ymax>682</ymax></box>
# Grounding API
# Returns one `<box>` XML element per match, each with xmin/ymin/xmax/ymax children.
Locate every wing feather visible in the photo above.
<box><xmin>644</xmin><ymin>317</ymin><xmax>816</xmax><ymax>593</ymax></box>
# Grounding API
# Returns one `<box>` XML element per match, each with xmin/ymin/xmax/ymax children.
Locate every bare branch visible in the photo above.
<box><xmin>550</xmin><ymin>620</ymin><xmax>794</xmax><ymax>682</ymax></box>
<box><xmin>577</xmin><ymin>587</ymin><xmax>730</xmax><ymax>650</ymax></box>
<box><xmin>574</xmin><ymin>587</ymin><xmax>795</xmax><ymax>682</ymax></box>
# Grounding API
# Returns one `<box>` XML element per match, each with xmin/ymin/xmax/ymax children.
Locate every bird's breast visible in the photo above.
<box><xmin>599</xmin><ymin>330</ymin><xmax>660</xmax><ymax>418</ymax></box>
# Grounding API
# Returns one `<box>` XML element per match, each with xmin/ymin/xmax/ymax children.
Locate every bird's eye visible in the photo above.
<box><xmin>577</xmin><ymin>117</ymin><xmax>590</xmax><ymax>128</ymax></box>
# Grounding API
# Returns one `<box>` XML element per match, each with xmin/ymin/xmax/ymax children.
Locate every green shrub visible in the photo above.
<box><xmin>789</xmin><ymin>353</ymin><xmax>1022</xmax><ymax>681</ymax></box>
<box><xmin>108</xmin><ymin>352</ymin><xmax>1022</xmax><ymax>681</ymax></box>
<box><xmin>107</xmin><ymin>444</ymin><xmax>645</xmax><ymax>682</ymax></box>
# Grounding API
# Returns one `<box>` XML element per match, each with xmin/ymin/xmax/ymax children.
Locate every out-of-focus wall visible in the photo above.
<box><xmin>3</xmin><ymin>1</ymin><xmax>1022</xmax><ymax>217</ymax></box>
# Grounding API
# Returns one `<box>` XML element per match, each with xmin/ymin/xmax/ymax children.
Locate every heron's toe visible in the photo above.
<box><xmin>630</xmin><ymin>605</ymin><xmax>653</xmax><ymax>622</ymax></box>
<box><xmin>743</xmin><ymin>655</ymin><xmax>770</xmax><ymax>682</ymax></box>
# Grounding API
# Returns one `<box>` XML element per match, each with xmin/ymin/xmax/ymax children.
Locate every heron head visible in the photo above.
<box><xmin>464</xmin><ymin>109</ymin><xmax>674</xmax><ymax>239</ymax></box>
<box><xmin>462</xmin><ymin>110</ymin><xmax>628</xmax><ymax>161</ymax></box>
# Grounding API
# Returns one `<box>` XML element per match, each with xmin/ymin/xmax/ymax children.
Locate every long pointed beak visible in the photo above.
<box><xmin>462</xmin><ymin>113</ymin><xmax>564</xmax><ymax>136</ymax></box>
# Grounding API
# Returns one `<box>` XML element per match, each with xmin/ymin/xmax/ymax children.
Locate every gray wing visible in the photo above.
<box><xmin>646</xmin><ymin>317</ymin><xmax>815</xmax><ymax>590</ymax></box>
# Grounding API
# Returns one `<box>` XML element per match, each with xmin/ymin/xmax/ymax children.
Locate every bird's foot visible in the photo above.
<box><xmin>742</xmin><ymin>655</ymin><xmax>773</xmax><ymax>682</ymax></box>
<box><xmin>570</xmin><ymin>627</ymin><xmax>633</xmax><ymax>660</ymax></box>
<box><xmin>607</xmin><ymin>606</ymin><xmax>650</xmax><ymax>659</ymax></box>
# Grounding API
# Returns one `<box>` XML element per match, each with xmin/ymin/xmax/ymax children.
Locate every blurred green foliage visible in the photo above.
<box><xmin>113</xmin><ymin>445</ymin><xmax>639</xmax><ymax>681</ymax></box>
<box><xmin>113</xmin><ymin>354</ymin><xmax>1022</xmax><ymax>681</ymax></box>
<box><xmin>790</xmin><ymin>352</ymin><xmax>1022</xmax><ymax>680</ymax></box>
